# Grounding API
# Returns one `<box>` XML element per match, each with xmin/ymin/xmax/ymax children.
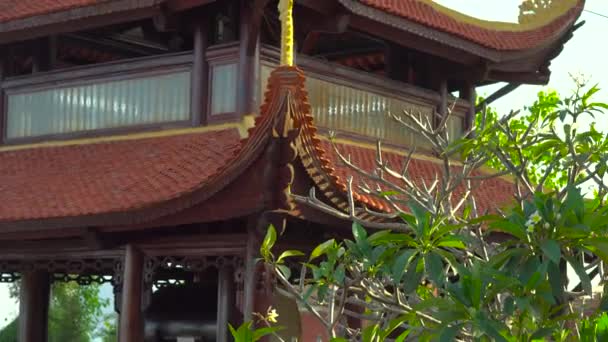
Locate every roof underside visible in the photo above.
<box><xmin>0</xmin><ymin>0</ymin><xmax>584</xmax><ymax>55</ymax></box>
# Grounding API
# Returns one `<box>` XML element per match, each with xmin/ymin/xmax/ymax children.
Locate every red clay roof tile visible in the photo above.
<box><xmin>0</xmin><ymin>0</ymin><xmax>107</xmax><ymax>23</ymax></box>
<box><xmin>320</xmin><ymin>139</ymin><xmax>516</xmax><ymax>214</ymax></box>
<box><xmin>0</xmin><ymin>129</ymin><xmax>241</xmax><ymax>223</ymax></box>
<box><xmin>353</xmin><ymin>0</ymin><xmax>583</xmax><ymax>51</ymax></box>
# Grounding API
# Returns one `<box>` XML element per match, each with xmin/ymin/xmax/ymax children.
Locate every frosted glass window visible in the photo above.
<box><xmin>210</xmin><ymin>63</ymin><xmax>237</xmax><ymax>115</ymax></box>
<box><xmin>260</xmin><ymin>64</ymin><xmax>464</xmax><ymax>146</ymax></box>
<box><xmin>6</xmin><ymin>70</ymin><xmax>191</xmax><ymax>138</ymax></box>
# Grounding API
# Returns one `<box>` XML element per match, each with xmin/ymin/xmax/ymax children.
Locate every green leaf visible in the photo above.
<box><xmin>277</xmin><ymin>250</ymin><xmax>305</xmax><ymax>263</ymax></box>
<box><xmin>260</xmin><ymin>225</ymin><xmax>277</xmax><ymax>261</ymax></box>
<box><xmin>547</xmin><ymin>260</ymin><xmax>564</xmax><ymax>300</ymax></box>
<box><xmin>352</xmin><ymin>222</ymin><xmax>368</xmax><ymax>244</ymax></box>
<box><xmin>309</xmin><ymin>239</ymin><xmax>335</xmax><ymax>261</ymax></box>
<box><xmin>439</xmin><ymin>325</ymin><xmax>460</xmax><ymax>342</ymax></box>
<box><xmin>425</xmin><ymin>252</ymin><xmax>444</xmax><ymax>286</ymax></box>
<box><xmin>436</xmin><ymin>235</ymin><xmax>467</xmax><ymax>249</ymax></box>
<box><xmin>488</xmin><ymin>220</ymin><xmax>527</xmax><ymax>241</ymax></box>
<box><xmin>597</xmin><ymin>313</ymin><xmax>608</xmax><ymax>341</ymax></box>
<box><xmin>334</xmin><ymin>264</ymin><xmax>346</xmax><ymax>284</ymax></box>
<box><xmin>394</xmin><ymin>330</ymin><xmax>411</xmax><ymax>342</ymax></box>
<box><xmin>253</xmin><ymin>326</ymin><xmax>284</xmax><ymax>341</ymax></box>
<box><xmin>378</xmin><ymin>315</ymin><xmax>409</xmax><ymax>340</ymax></box>
<box><xmin>530</xmin><ymin>327</ymin><xmax>554</xmax><ymax>340</ymax></box>
<box><xmin>403</xmin><ymin>256</ymin><xmax>423</xmax><ymax>293</ymax></box>
<box><xmin>391</xmin><ymin>250</ymin><xmax>417</xmax><ymax>283</ymax></box>
<box><xmin>540</xmin><ymin>239</ymin><xmax>561</xmax><ymax>264</ymax></box>
<box><xmin>361</xmin><ymin>324</ymin><xmax>379</xmax><ymax>342</ymax></box>
<box><xmin>329</xmin><ymin>338</ymin><xmax>349</xmax><ymax>342</ymax></box>
<box><xmin>276</xmin><ymin>265</ymin><xmax>291</xmax><ymax>280</ymax></box>
<box><xmin>564</xmin><ymin>254</ymin><xmax>592</xmax><ymax>295</ymax></box>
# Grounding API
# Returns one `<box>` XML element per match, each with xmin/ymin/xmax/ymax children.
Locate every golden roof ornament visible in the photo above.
<box><xmin>518</xmin><ymin>0</ymin><xmax>578</xmax><ymax>26</ymax></box>
<box><xmin>278</xmin><ymin>0</ymin><xmax>294</xmax><ymax>66</ymax></box>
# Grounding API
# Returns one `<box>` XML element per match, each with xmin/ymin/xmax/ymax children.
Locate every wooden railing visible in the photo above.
<box><xmin>2</xmin><ymin>52</ymin><xmax>195</xmax><ymax>141</ymax></box>
<box><xmin>260</xmin><ymin>47</ymin><xmax>467</xmax><ymax>147</ymax></box>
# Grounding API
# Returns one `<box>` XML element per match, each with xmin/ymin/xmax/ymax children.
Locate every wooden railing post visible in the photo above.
<box><xmin>119</xmin><ymin>244</ymin><xmax>144</xmax><ymax>342</ymax></box>
<box><xmin>19</xmin><ymin>271</ymin><xmax>50</xmax><ymax>342</ymax></box>
<box><xmin>192</xmin><ymin>15</ymin><xmax>209</xmax><ymax>125</ymax></box>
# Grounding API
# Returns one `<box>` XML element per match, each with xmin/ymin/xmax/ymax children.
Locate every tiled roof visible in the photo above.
<box><xmin>348</xmin><ymin>0</ymin><xmax>583</xmax><ymax>51</ymax></box>
<box><xmin>0</xmin><ymin>0</ymin><xmax>102</xmax><ymax>23</ymax></box>
<box><xmin>320</xmin><ymin>139</ymin><xmax>516</xmax><ymax>214</ymax></box>
<box><xmin>0</xmin><ymin>128</ymin><xmax>242</xmax><ymax>226</ymax></box>
<box><xmin>272</xmin><ymin>66</ymin><xmax>515</xmax><ymax>216</ymax></box>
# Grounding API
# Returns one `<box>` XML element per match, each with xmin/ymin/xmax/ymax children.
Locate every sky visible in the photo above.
<box><xmin>0</xmin><ymin>0</ymin><xmax>607</xmax><ymax>334</ymax></box>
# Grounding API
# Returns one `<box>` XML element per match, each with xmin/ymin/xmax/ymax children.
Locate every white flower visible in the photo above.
<box><xmin>266</xmin><ymin>307</ymin><xmax>279</xmax><ymax>323</ymax></box>
<box><xmin>543</xmin><ymin>222</ymin><xmax>550</xmax><ymax>229</ymax></box>
<box><xmin>529</xmin><ymin>211</ymin><xmax>542</xmax><ymax>224</ymax></box>
<box><xmin>526</xmin><ymin>223</ymin><xmax>535</xmax><ymax>233</ymax></box>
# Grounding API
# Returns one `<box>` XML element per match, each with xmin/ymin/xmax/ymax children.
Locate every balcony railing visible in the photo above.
<box><xmin>260</xmin><ymin>47</ymin><xmax>467</xmax><ymax>148</ymax></box>
<box><xmin>2</xmin><ymin>53</ymin><xmax>195</xmax><ymax>140</ymax></box>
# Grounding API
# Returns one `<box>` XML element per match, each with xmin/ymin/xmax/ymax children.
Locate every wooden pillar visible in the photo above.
<box><xmin>435</xmin><ymin>78</ymin><xmax>448</xmax><ymax>129</ymax></box>
<box><xmin>192</xmin><ymin>17</ymin><xmax>209</xmax><ymax>125</ymax></box>
<box><xmin>461</xmin><ymin>82</ymin><xmax>476</xmax><ymax>131</ymax></box>
<box><xmin>237</xmin><ymin>0</ymin><xmax>262</xmax><ymax>116</ymax></box>
<box><xmin>19</xmin><ymin>271</ymin><xmax>50</xmax><ymax>342</ymax></box>
<box><xmin>119</xmin><ymin>245</ymin><xmax>144</xmax><ymax>342</ymax></box>
<box><xmin>217</xmin><ymin>265</ymin><xmax>236</xmax><ymax>342</ymax></box>
<box><xmin>243</xmin><ymin>219</ymin><xmax>260</xmax><ymax>322</ymax></box>
<box><xmin>0</xmin><ymin>48</ymin><xmax>6</xmax><ymax>143</ymax></box>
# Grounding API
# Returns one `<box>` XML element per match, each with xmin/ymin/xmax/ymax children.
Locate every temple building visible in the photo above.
<box><xmin>0</xmin><ymin>0</ymin><xmax>583</xmax><ymax>341</ymax></box>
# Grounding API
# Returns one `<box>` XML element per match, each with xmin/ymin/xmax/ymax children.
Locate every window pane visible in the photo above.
<box><xmin>6</xmin><ymin>70</ymin><xmax>191</xmax><ymax>139</ymax></box>
<box><xmin>210</xmin><ymin>63</ymin><xmax>237</xmax><ymax>115</ymax></box>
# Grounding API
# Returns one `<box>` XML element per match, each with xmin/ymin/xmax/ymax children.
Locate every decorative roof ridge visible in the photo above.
<box><xmin>263</xmin><ymin>67</ymin><xmax>383</xmax><ymax>215</ymax></box>
<box><xmin>0</xmin><ymin>120</ymin><xmax>254</xmax><ymax>153</ymax></box>
<box><xmin>408</xmin><ymin>0</ymin><xmax>581</xmax><ymax>32</ymax></box>
<box><xmin>338</xmin><ymin>0</ymin><xmax>585</xmax><ymax>52</ymax></box>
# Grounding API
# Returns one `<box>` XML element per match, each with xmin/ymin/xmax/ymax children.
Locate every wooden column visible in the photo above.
<box><xmin>243</xmin><ymin>219</ymin><xmax>260</xmax><ymax>322</ymax></box>
<box><xmin>217</xmin><ymin>265</ymin><xmax>236</xmax><ymax>342</ymax></box>
<box><xmin>192</xmin><ymin>17</ymin><xmax>209</xmax><ymax>125</ymax></box>
<box><xmin>19</xmin><ymin>271</ymin><xmax>50</xmax><ymax>342</ymax></box>
<box><xmin>237</xmin><ymin>0</ymin><xmax>263</xmax><ymax>116</ymax></box>
<box><xmin>0</xmin><ymin>48</ymin><xmax>6</xmax><ymax>143</ymax></box>
<box><xmin>119</xmin><ymin>245</ymin><xmax>144</xmax><ymax>342</ymax></box>
<box><xmin>435</xmin><ymin>79</ymin><xmax>448</xmax><ymax>129</ymax></box>
<box><xmin>461</xmin><ymin>82</ymin><xmax>476</xmax><ymax>131</ymax></box>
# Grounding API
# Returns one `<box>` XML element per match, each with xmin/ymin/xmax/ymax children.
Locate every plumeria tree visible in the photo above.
<box><xmin>259</xmin><ymin>79</ymin><xmax>608</xmax><ymax>341</ymax></box>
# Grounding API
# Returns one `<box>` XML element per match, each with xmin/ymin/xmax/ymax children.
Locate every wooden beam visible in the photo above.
<box><xmin>83</xmin><ymin>227</ymin><xmax>105</xmax><ymax>249</ymax></box>
<box><xmin>217</xmin><ymin>265</ymin><xmax>236</xmax><ymax>342</ymax></box>
<box><xmin>119</xmin><ymin>244</ymin><xmax>144</xmax><ymax>342</ymax></box>
<box><xmin>19</xmin><ymin>271</ymin><xmax>50</xmax><ymax>342</ymax></box>
<box><xmin>488</xmin><ymin>70</ymin><xmax>549</xmax><ymax>85</ymax></box>
<box><xmin>192</xmin><ymin>16</ymin><xmax>210</xmax><ymax>125</ymax></box>
<box><xmin>475</xmin><ymin>83</ymin><xmax>521</xmax><ymax>113</ymax></box>
<box><xmin>299</xmin><ymin>13</ymin><xmax>350</xmax><ymax>55</ymax></box>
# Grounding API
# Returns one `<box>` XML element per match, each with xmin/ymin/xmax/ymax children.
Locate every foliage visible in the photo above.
<box><xmin>0</xmin><ymin>282</ymin><xmax>113</xmax><ymax>342</ymax></box>
<box><xmin>262</xmin><ymin>81</ymin><xmax>608</xmax><ymax>341</ymax></box>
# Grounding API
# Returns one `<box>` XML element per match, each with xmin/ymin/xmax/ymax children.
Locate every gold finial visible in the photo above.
<box><xmin>518</xmin><ymin>0</ymin><xmax>577</xmax><ymax>26</ymax></box>
<box><xmin>278</xmin><ymin>0</ymin><xmax>294</xmax><ymax>66</ymax></box>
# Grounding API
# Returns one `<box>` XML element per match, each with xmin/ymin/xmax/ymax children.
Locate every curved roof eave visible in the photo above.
<box><xmin>337</xmin><ymin>0</ymin><xmax>585</xmax><ymax>63</ymax></box>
